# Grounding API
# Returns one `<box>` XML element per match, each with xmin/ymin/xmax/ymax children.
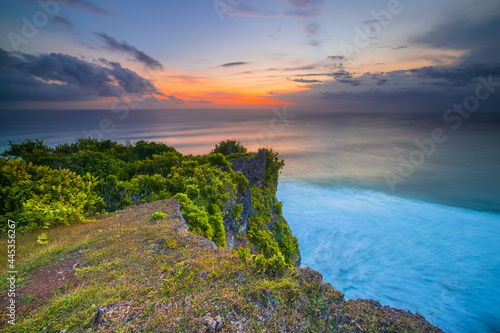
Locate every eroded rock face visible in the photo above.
<box><xmin>222</xmin><ymin>151</ymin><xmax>266</xmax><ymax>251</ymax></box>
<box><xmin>230</xmin><ymin>150</ymin><xmax>266</xmax><ymax>188</ymax></box>
<box><xmin>222</xmin><ymin>150</ymin><xmax>301</xmax><ymax>267</ymax></box>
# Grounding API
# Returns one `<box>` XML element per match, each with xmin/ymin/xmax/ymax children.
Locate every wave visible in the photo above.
<box><xmin>277</xmin><ymin>177</ymin><xmax>500</xmax><ymax>333</ymax></box>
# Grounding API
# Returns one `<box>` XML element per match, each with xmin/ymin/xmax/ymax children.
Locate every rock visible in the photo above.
<box><xmin>296</xmin><ymin>266</ymin><xmax>324</xmax><ymax>284</ymax></box>
<box><xmin>94</xmin><ymin>306</ymin><xmax>105</xmax><ymax>325</ymax></box>
<box><xmin>230</xmin><ymin>150</ymin><xmax>266</xmax><ymax>188</ymax></box>
<box><xmin>170</xmin><ymin>199</ymin><xmax>188</xmax><ymax>232</ymax></box>
<box><xmin>202</xmin><ymin>312</ymin><xmax>223</xmax><ymax>332</ymax></box>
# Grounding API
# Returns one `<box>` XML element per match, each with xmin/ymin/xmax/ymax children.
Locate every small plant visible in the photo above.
<box><xmin>150</xmin><ymin>212</ymin><xmax>167</xmax><ymax>221</ymax></box>
<box><xmin>37</xmin><ymin>233</ymin><xmax>49</xmax><ymax>244</ymax></box>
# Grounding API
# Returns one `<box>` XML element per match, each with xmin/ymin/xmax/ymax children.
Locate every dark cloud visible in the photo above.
<box><xmin>96</xmin><ymin>33</ymin><xmax>163</xmax><ymax>70</ymax></box>
<box><xmin>337</xmin><ymin>79</ymin><xmax>361</xmax><ymax>86</ymax></box>
<box><xmin>65</xmin><ymin>0</ymin><xmax>111</xmax><ymax>15</ymax></box>
<box><xmin>308</xmin><ymin>39</ymin><xmax>321</xmax><ymax>47</ymax></box>
<box><xmin>332</xmin><ymin>70</ymin><xmax>353</xmax><ymax>79</ymax></box>
<box><xmin>411</xmin><ymin>63</ymin><xmax>500</xmax><ymax>86</ymax></box>
<box><xmin>377</xmin><ymin>45</ymin><xmax>408</xmax><ymax>50</ymax></box>
<box><xmin>284</xmin><ymin>65</ymin><xmax>316</xmax><ymax>71</ymax></box>
<box><xmin>166</xmin><ymin>95</ymin><xmax>186</xmax><ymax>104</ymax></box>
<box><xmin>192</xmin><ymin>99</ymin><xmax>214</xmax><ymax>104</ymax></box>
<box><xmin>23</xmin><ymin>0</ymin><xmax>111</xmax><ymax>16</ymax></box>
<box><xmin>376</xmin><ymin>79</ymin><xmax>388</xmax><ymax>85</ymax></box>
<box><xmin>304</xmin><ymin>22</ymin><xmax>321</xmax><ymax>36</ymax></box>
<box><xmin>0</xmin><ymin>48</ymin><xmax>159</xmax><ymax>102</ymax></box>
<box><xmin>288</xmin><ymin>78</ymin><xmax>322</xmax><ymax>83</ymax></box>
<box><xmin>328</xmin><ymin>56</ymin><xmax>345</xmax><ymax>61</ymax></box>
<box><xmin>221</xmin><ymin>62</ymin><xmax>248</xmax><ymax>67</ymax></box>
<box><xmin>51</xmin><ymin>15</ymin><xmax>74</xmax><ymax>30</ymax></box>
<box><xmin>412</xmin><ymin>4</ymin><xmax>500</xmax><ymax>63</ymax></box>
<box><xmin>327</xmin><ymin>55</ymin><xmax>347</xmax><ymax>70</ymax></box>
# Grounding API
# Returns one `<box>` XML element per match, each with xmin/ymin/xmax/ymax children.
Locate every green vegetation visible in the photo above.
<box><xmin>2</xmin><ymin>138</ymin><xmax>297</xmax><ymax>270</ymax></box>
<box><xmin>150</xmin><ymin>212</ymin><xmax>167</xmax><ymax>221</ymax></box>
<box><xmin>0</xmin><ymin>199</ymin><xmax>442</xmax><ymax>332</ymax></box>
<box><xmin>0</xmin><ymin>157</ymin><xmax>102</xmax><ymax>232</ymax></box>
<box><xmin>211</xmin><ymin>139</ymin><xmax>247</xmax><ymax>155</ymax></box>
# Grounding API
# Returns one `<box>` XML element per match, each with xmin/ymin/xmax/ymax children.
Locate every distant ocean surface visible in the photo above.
<box><xmin>1</xmin><ymin>109</ymin><xmax>499</xmax><ymax>332</ymax></box>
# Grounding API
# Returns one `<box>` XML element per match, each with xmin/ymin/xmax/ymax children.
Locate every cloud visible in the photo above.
<box><xmin>331</xmin><ymin>70</ymin><xmax>353</xmax><ymax>79</ymax></box>
<box><xmin>96</xmin><ymin>33</ymin><xmax>163</xmax><ymax>70</ymax></box>
<box><xmin>23</xmin><ymin>0</ymin><xmax>111</xmax><ymax>16</ymax></box>
<box><xmin>0</xmin><ymin>48</ymin><xmax>160</xmax><ymax>102</ymax></box>
<box><xmin>376</xmin><ymin>79</ymin><xmax>388</xmax><ymax>85</ymax></box>
<box><xmin>410</xmin><ymin>63</ymin><xmax>500</xmax><ymax>86</ymax></box>
<box><xmin>377</xmin><ymin>45</ymin><xmax>408</xmax><ymax>50</ymax></box>
<box><xmin>286</xmin><ymin>0</ymin><xmax>324</xmax><ymax>8</ymax></box>
<box><xmin>284</xmin><ymin>65</ymin><xmax>317</xmax><ymax>71</ymax></box>
<box><xmin>51</xmin><ymin>15</ymin><xmax>74</xmax><ymax>30</ymax></box>
<box><xmin>328</xmin><ymin>56</ymin><xmax>345</xmax><ymax>61</ymax></box>
<box><xmin>308</xmin><ymin>39</ymin><xmax>321</xmax><ymax>47</ymax></box>
<box><xmin>221</xmin><ymin>62</ymin><xmax>248</xmax><ymax>67</ymax></box>
<box><xmin>304</xmin><ymin>22</ymin><xmax>321</xmax><ymax>36</ymax></box>
<box><xmin>66</xmin><ymin>0</ymin><xmax>111</xmax><ymax>15</ymax></box>
<box><xmin>337</xmin><ymin>79</ymin><xmax>361</xmax><ymax>86</ymax></box>
<box><xmin>412</xmin><ymin>3</ymin><xmax>500</xmax><ymax>63</ymax></box>
<box><xmin>219</xmin><ymin>0</ymin><xmax>323</xmax><ymax>19</ymax></box>
<box><xmin>166</xmin><ymin>95</ymin><xmax>186</xmax><ymax>104</ymax></box>
<box><xmin>327</xmin><ymin>55</ymin><xmax>347</xmax><ymax>70</ymax></box>
<box><xmin>287</xmin><ymin>77</ymin><xmax>322</xmax><ymax>83</ymax></box>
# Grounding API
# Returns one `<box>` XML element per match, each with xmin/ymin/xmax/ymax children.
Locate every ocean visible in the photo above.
<box><xmin>1</xmin><ymin>108</ymin><xmax>499</xmax><ymax>332</ymax></box>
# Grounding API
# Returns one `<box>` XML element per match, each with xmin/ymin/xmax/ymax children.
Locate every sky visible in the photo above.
<box><xmin>1</xmin><ymin>0</ymin><xmax>499</xmax><ymax>111</ymax></box>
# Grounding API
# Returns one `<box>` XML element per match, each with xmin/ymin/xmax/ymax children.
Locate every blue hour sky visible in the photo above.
<box><xmin>1</xmin><ymin>0</ymin><xmax>499</xmax><ymax>111</ymax></box>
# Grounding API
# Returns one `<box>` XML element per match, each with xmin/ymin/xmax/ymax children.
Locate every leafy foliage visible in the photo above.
<box><xmin>1</xmin><ymin>139</ymin><xmax>299</xmax><ymax>272</ymax></box>
<box><xmin>150</xmin><ymin>212</ymin><xmax>167</xmax><ymax>220</ymax></box>
<box><xmin>211</xmin><ymin>140</ymin><xmax>247</xmax><ymax>155</ymax></box>
<box><xmin>0</xmin><ymin>157</ymin><xmax>102</xmax><ymax>232</ymax></box>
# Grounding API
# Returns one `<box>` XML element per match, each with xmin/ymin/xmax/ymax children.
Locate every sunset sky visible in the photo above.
<box><xmin>1</xmin><ymin>0</ymin><xmax>499</xmax><ymax>111</ymax></box>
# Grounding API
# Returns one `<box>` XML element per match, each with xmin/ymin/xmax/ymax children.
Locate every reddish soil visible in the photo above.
<box><xmin>0</xmin><ymin>256</ymin><xmax>82</xmax><ymax>325</ymax></box>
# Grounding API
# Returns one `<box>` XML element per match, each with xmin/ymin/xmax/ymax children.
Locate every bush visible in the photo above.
<box><xmin>174</xmin><ymin>193</ymin><xmax>225</xmax><ymax>247</ymax></box>
<box><xmin>211</xmin><ymin>140</ymin><xmax>247</xmax><ymax>156</ymax></box>
<box><xmin>64</xmin><ymin>150</ymin><xmax>129</xmax><ymax>179</ymax></box>
<box><xmin>150</xmin><ymin>212</ymin><xmax>167</xmax><ymax>220</ymax></box>
<box><xmin>2</xmin><ymin>139</ymin><xmax>58</xmax><ymax>167</ymax></box>
<box><xmin>0</xmin><ymin>157</ymin><xmax>103</xmax><ymax>232</ymax></box>
<box><xmin>131</xmin><ymin>151</ymin><xmax>181</xmax><ymax>177</ymax></box>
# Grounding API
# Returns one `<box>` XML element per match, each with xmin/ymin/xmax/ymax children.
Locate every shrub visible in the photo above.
<box><xmin>0</xmin><ymin>157</ymin><xmax>103</xmax><ymax>232</ymax></box>
<box><xmin>64</xmin><ymin>150</ymin><xmax>129</xmax><ymax>180</ymax></box>
<box><xmin>150</xmin><ymin>212</ymin><xmax>167</xmax><ymax>220</ymax></box>
<box><xmin>2</xmin><ymin>139</ymin><xmax>58</xmax><ymax>167</ymax></box>
<box><xmin>132</xmin><ymin>140</ymin><xmax>177</xmax><ymax>161</ymax></box>
<box><xmin>211</xmin><ymin>140</ymin><xmax>247</xmax><ymax>156</ymax></box>
<box><xmin>131</xmin><ymin>151</ymin><xmax>181</xmax><ymax>177</ymax></box>
<box><xmin>174</xmin><ymin>193</ymin><xmax>226</xmax><ymax>247</ymax></box>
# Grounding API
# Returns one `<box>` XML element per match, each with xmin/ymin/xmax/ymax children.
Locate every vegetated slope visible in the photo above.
<box><xmin>1</xmin><ymin>139</ymin><xmax>300</xmax><ymax>271</ymax></box>
<box><xmin>0</xmin><ymin>199</ymin><xmax>443</xmax><ymax>332</ymax></box>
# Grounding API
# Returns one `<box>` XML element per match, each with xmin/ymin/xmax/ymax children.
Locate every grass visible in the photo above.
<box><xmin>0</xmin><ymin>198</ymin><xmax>443</xmax><ymax>332</ymax></box>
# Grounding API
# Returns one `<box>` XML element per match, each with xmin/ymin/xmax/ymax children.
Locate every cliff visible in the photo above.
<box><xmin>222</xmin><ymin>150</ymin><xmax>301</xmax><ymax>267</ymax></box>
<box><xmin>0</xmin><ymin>199</ymin><xmax>443</xmax><ymax>332</ymax></box>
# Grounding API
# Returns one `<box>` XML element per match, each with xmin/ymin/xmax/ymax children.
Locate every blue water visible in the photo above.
<box><xmin>278</xmin><ymin>178</ymin><xmax>500</xmax><ymax>333</ymax></box>
<box><xmin>1</xmin><ymin>109</ymin><xmax>500</xmax><ymax>332</ymax></box>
